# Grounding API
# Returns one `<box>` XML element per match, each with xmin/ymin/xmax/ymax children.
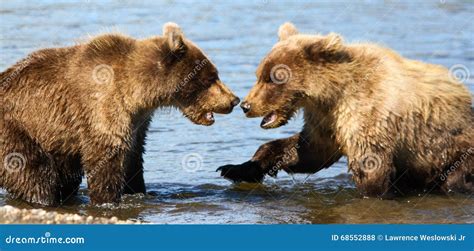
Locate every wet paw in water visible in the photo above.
<box><xmin>216</xmin><ymin>161</ymin><xmax>265</xmax><ymax>183</ymax></box>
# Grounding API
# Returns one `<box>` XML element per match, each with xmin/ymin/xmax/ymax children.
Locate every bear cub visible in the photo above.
<box><xmin>1</xmin><ymin>23</ymin><xmax>239</xmax><ymax>205</ymax></box>
<box><xmin>219</xmin><ymin>22</ymin><xmax>473</xmax><ymax>197</ymax></box>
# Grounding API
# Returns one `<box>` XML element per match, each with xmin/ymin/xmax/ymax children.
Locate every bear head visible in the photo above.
<box><xmin>134</xmin><ymin>22</ymin><xmax>239</xmax><ymax>126</ymax></box>
<box><xmin>240</xmin><ymin>22</ymin><xmax>352</xmax><ymax>129</ymax></box>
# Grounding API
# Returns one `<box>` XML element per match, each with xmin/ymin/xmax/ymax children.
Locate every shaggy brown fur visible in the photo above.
<box><xmin>218</xmin><ymin>22</ymin><xmax>473</xmax><ymax>197</ymax></box>
<box><xmin>1</xmin><ymin>22</ymin><xmax>239</xmax><ymax>205</ymax></box>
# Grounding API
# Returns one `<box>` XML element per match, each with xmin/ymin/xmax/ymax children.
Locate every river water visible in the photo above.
<box><xmin>0</xmin><ymin>0</ymin><xmax>473</xmax><ymax>223</ymax></box>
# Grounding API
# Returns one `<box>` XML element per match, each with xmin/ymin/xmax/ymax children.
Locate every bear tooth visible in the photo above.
<box><xmin>269</xmin><ymin>113</ymin><xmax>277</xmax><ymax>122</ymax></box>
<box><xmin>266</xmin><ymin>113</ymin><xmax>277</xmax><ymax>123</ymax></box>
<box><xmin>262</xmin><ymin>113</ymin><xmax>277</xmax><ymax>126</ymax></box>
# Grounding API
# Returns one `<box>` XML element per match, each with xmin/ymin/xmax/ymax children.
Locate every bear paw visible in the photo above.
<box><xmin>216</xmin><ymin>161</ymin><xmax>265</xmax><ymax>183</ymax></box>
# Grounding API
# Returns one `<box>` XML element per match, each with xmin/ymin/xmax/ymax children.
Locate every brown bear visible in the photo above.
<box><xmin>218</xmin><ymin>22</ymin><xmax>473</xmax><ymax>197</ymax></box>
<box><xmin>0</xmin><ymin>22</ymin><xmax>240</xmax><ymax>205</ymax></box>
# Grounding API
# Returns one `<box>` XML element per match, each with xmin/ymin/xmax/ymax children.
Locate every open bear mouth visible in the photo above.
<box><xmin>202</xmin><ymin>112</ymin><xmax>215</xmax><ymax>124</ymax></box>
<box><xmin>201</xmin><ymin>111</ymin><xmax>215</xmax><ymax>125</ymax></box>
<box><xmin>260</xmin><ymin>111</ymin><xmax>285</xmax><ymax>129</ymax></box>
<box><xmin>182</xmin><ymin>109</ymin><xmax>215</xmax><ymax>126</ymax></box>
<box><xmin>260</xmin><ymin>107</ymin><xmax>299</xmax><ymax>129</ymax></box>
<box><xmin>261</xmin><ymin>112</ymin><xmax>278</xmax><ymax>128</ymax></box>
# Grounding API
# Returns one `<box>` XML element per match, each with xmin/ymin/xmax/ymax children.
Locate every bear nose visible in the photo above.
<box><xmin>241</xmin><ymin>102</ymin><xmax>251</xmax><ymax>113</ymax></box>
<box><xmin>231</xmin><ymin>97</ymin><xmax>240</xmax><ymax>107</ymax></box>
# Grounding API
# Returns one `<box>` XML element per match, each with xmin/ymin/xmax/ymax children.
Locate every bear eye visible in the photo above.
<box><xmin>207</xmin><ymin>76</ymin><xmax>218</xmax><ymax>84</ymax></box>
<box><xmin>265</xmin><ymin>76</ymin><xmax>274</xmax><ymax>84</ymax></box>
<box><xmin>266</xmin><ymin>77</ymin><xmax>273</xmax><ymax>84</ymax></box>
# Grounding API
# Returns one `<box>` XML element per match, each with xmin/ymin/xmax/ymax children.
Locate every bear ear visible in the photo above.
<box><xmin>324</xmin><ymin>33</ymin><xmax>344</xmax><ymax>49</ymax></box>
<box><xmin>278</xmin><ymin>22</ymin><xmax>299</xmax><ymax>41</ymax></box>
<box><xmin>163</xmin><ymin>22</ymin><xmax>187</xmax><ymax>55</ymax></box>
<box><xmin>304</xmin><ymin>32</ymin><xmax>350</xmax><ymax>63</ymax></box>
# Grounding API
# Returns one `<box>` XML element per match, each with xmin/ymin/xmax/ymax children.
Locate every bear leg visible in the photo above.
<box><xmin>350</xmin><ymin>150</ymin><xmax>395</xmax><ymax>198</ymax></box>
<box><xmin>0</xmin><ymin>123</ymin><xmax>59</xmax><ymax>205</ymax></box>
<box><xmin>123</xmin><ymin>117</ymin><xmax>151</xmax><ymax>194</ymax></box>
<box><xmin>82</xmin><ymin>144</ymin><xmax>127</xmax><ymax>204</ymax></box>
<box><xmin>217</xmin><ymin>133</ymin><xmax>301</xmax><ymax>182</ymax></box>
<box><xmin>217</xmin><ymin>131</ymin><xmax>341</xmax><ymax>182</ymax></box>
<box><xmin>55</xmin><ymin>154</ymin><xmax>83</xmax><ymax>203</ymax></box>
<box><xmin>442</xmin><ymin>145</ymin><xmax>474</xmax><ymax>193</ymax></box>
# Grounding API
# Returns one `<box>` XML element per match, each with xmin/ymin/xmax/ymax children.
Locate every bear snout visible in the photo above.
<box><xmin>231</xmin><ymin>97</ymin><xmax>240</xmax><ymax>107</ymax></box>
<box><xmin>240</xmin><ymin>101</ymin><xmax>251</xmax><ymax>113</ymax></box>
<box><xmin>212</xmin><ymin>96</ymin><xmax>240</xmax><ymax>114</ymax></box>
